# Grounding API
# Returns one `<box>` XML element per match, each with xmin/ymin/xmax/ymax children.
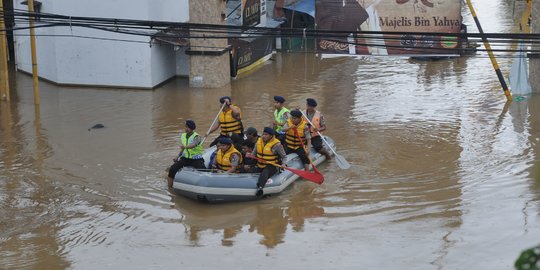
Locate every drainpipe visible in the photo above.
<box><xmin>28</xmin><ymin>0</ymin><xmax>40</xmax><ymax>105</ymax></box>
<box><xmin>531</xmin><ymin>0</ymin><xmax>540</xmax><ymax>92</ymax></box>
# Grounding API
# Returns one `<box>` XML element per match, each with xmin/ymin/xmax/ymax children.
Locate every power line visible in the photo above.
<box><xmin>1</xmin><ymin>9</ymin><xmax>539</xmax><ymax>57</ymax></box>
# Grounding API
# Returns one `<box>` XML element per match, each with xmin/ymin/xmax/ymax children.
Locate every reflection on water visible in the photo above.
<box><xmin>1</xmin><ymin>1</ymin><xmax>540</xmax><ymax>269</ymax></box>
<box><xmin>174</xmin><ymin>185</ymin><xmax>324</xmax><ymax>249</ymax></box>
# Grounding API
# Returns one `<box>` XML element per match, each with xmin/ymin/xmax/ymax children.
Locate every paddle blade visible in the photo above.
<box><xmin>284</xmin><ymin>167</ymin><xmax>324</xmax><ymax>184</ymax></box>
<box><xmin>335</xmin><ymin>154</ymin><xmax>351</xmax><ymax>170</ymax></box>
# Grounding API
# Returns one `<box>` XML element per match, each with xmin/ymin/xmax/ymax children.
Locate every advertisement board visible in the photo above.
<box><xmin>315</xmin><ymin>0</ymin><xmax>463</xmax><ymax>55</ymax></box>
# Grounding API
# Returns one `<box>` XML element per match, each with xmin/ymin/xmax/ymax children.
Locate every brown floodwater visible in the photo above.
<box><xmin>1</xmin><ymin>1</ymin><xmax>540</xmax><ymax>269</ymax></box>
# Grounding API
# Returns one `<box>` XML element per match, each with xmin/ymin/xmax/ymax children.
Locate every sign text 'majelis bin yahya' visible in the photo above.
<box><xmin>315</xmin><ymin>0</ymin><xmax>462</xmax><ymax>55</ymax></box>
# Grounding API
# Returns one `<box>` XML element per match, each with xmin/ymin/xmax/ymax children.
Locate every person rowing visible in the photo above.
<box><xmin>249</xmin><ymin>127</ymin><xmax>287</xmax><ymax>197</ymax></box>
<box><xmin>206</xmin><ymin>96</ymin><xmax>244</xmax><ymax>147</ymax></box>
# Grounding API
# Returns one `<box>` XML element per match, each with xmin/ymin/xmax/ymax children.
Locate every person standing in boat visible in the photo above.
<box><xmin>272</xmin><ymin>95</ymin><xmax>290</xmax><ymax>144</ymax></box>
<box><xmin>250</xmin><ymin>127</ymin><xmax>287</xmax><ymax>197</ymax></box>
<box><xmin>167</xmin><ymin>120</ymin><xmax>205</xmax><ymax>188</ymax></box>
<box><xmin>282</xmin><ymin>110</ymin><xmax>312</xmax><ymax>171</ymax></box>
<box><xmin>206</xmin><ymin>96</ymin><xmax>244</xmax><ymax>147</ymax></box>
<box><xmin>304</xmin><ymin>98</ymin><xmax>332</xmax><ymax>160</ymax></box>
<box><xmin>213</xmin><ymin>137</ymin><xmax>243</xmax><ymax>173</ymax></box>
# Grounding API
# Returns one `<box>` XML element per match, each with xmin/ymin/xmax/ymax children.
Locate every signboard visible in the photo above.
<box><xmin>229</xmin><ymin>36</ymin><xmax>273</xmax><ymax>77</ymax></box>
<box><xmin>315</xmin><ymin>0</ymin><xmax>462</xmax><ymax>55</ymax></box>
<box><xmin>242</xmin><ymin>0</ymin><xmax>261</xmax><ymax>27</ymax></box>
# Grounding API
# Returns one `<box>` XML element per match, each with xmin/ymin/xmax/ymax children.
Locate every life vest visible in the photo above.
<box><xmin>216</xmin><ymin>146</ymin><xmax>243</xmax><ymax>172</ymax></box>
<box><xmin>304</xmin><ymin>110</ymin><xmax>321</xmax><ymax>137</ymax></box>
<box><xmin>181</xmin><ymin>132</ymin><xmax>204</xmax><ymax>159</ymax></box>
<box><xmin>274</xmin><ymin>107</ymin><xmax>290</xmax><ymax>134</ymax></box>
<box><xmin>256</xmin><ymin>136</ymin><xmax>281</xmax><ymax>168</ymax></box>
<box><xmin>285</xmin><ymin>118</ymin><xmax>307</xmax><ymax>150</ymax></box>
<box><xmin>219</xmin><ymin>105</ymin><xmax>243</xmax><ymax>136</ymax></box>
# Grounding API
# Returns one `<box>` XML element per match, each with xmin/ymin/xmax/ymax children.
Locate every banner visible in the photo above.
<box><xmin>315</xmin><ymin>0</ymin><xmax>462</xmax><ymax>55</ymax></box>
<box><xmin>229</xmin><ymin>36</ymin><xmax>274</xmax><ymax>77</ymax></box>
<box><xmin>242</xmin><ymin>0</ymin><xmax>261</xmax><ymax>27</ymax></box>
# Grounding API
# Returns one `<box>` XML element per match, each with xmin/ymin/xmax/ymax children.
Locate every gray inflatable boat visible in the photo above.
<box><xmin>172</xmin><ymin>136</ymin><xmax>335</xmax><ymax>203</ymax></box>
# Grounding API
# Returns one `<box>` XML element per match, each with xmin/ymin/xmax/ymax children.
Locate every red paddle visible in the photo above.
<box><xmin>246</xmin><ymin>154</ymin><xmax>324</xmax><ymax>184</ymax></box>
<box><xmin>294</xmin><ymin>126</ymin><xmax>322</xmax><ymax>175</ymax></box>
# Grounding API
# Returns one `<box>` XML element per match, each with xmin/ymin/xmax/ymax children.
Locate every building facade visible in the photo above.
<box><xmin>13</xmin><ymin>0</ymin><xmax>190</xmax><ymax>88</ymax></box>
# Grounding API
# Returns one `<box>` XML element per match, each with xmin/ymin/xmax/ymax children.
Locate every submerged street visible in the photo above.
<box><xmin>1</xmin><ymin>1</ymin><xmax>540</xmax><ymax>269</ymax></box>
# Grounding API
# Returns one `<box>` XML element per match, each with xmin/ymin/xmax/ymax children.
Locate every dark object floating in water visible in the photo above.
<box><xmin>88</xmin><ymin>124</ymin><xmax>105</xmax><ymax>131</ymax></box>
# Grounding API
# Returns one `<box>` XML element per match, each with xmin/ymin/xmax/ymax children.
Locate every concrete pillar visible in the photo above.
<box><xmin>188</xmin><ymin>0</ymin><xmax>230</xmax><ymax>88</ymax></box>
<box><xmin>531</xmin><ymin>0</ymin><xmax>540</xmax><ymax>92</ymax></box>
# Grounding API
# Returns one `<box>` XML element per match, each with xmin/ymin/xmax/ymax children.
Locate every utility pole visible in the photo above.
<box><xmin>531</xmin><ymin>0</ymin><xmax>540</xmax><ymax>92</ymax></box>
<box><xmin>0</xmin><ymin>0</ymin><xmax>10</xmax><ymax>101</ymax></box>
<box><xmin>28</xmin><ymin>0</ymin><xmax>40</xmax><ymax>105</ymax></box>
<box><xmin>466</xmin><ymin>0</ymin><xmax>512</xmax><ymax>101</ymax></box>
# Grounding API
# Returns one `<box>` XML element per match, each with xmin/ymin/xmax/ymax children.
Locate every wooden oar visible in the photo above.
<box><xmin>201</xmin><ymin>101</ymin><xmax>227</xmax><ymax>145</ymax></box>
<box><xmin>293</xmin><ymin>126</ymin><xmax>322</xmax><ymax>176</ymax></box>
<box><xmin>246</xmin><ymin>154</ymin><xmax>324</xmax><ymax>184</ymax></box>
<box><xmin>300</xmin><ymin>110</ymin><xmax>351</xmax><ymax>169</ymax></box>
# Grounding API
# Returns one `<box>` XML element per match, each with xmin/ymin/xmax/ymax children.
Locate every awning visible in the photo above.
<box><xmin>284</xmin><ymin>0</ymin><xmax>315</xmax><ymax>18</ymax></box>
<box><xmin>152</xmin><ymin>28</ymin><xmax>190</xmax><ymax>47</ymax></box>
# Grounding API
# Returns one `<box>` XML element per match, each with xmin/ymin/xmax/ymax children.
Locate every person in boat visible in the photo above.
<box><xmin>230</xmin><ymin>133</ymin><xmax>244</xmax><ymax>153</ymax></box>
<box><xmin>206</xmin><ymin>96</ymin><xmax>244</xmax><ymax>147</ymax></box>
<box><xmin>244</xmin><ymin>127</ymin><xmax>259</xmax><ymax>145</ymax></box>
<box><xmin>250</xmin><ymin>127</ymin><xmax>287</xmax><ymax>197</ymax></box>
<box><xmin>272</xmin><ymin>95</ymin><xmax>290</xmax><ymax>144</ymax></box>
<box><xmin>304</xmin><ymin>98</ymin><xmax>332</xmax><ymax>160</ymax></box>
<box><xmin>212</xmin><ymin>137</ymin><xmax>243</xmax><ymax>173</ymax></box>
<box><xmin>167</xmin><ymin>119</ymin><xmax>205</xmax><ymax>188</ymax></box>
<box><xmin>282</xmin><ymin>110</ymin><xmax>312</xmax><ymax>171</ymax></box>
<box><xmin>239</xmin><ymin>140</ymin><xmax>256</xmax><ymax>173</ymax></box>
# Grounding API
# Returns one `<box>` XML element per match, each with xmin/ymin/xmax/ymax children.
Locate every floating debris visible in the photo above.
<box><xmin>88</xmin><ymin>124</ymin><xmax>105</xmax><ymax>131</ymax></box>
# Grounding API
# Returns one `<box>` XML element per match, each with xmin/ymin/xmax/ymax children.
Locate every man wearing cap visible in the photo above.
<box><xmin>250</xmin><ymin>127</ymin><xmax>287</xmax><ymax>197</ymax></box>
<box><xmin>207</xmin><ymin>96</ymin><xmax>244</xmax><ymax>147</ymax></box>
<box><xmin>272</xmin><ymin>95</ymin><xmax>290</xmax><ymax>143</ymax></box>
<box><xmin>213</xmin><ymin>137</ymin><xmax>243</xmax><ymax>173</ymax></box>
<box><xmin>304</xmin><ymin>98</ymin><xmax>332</xmax><ymax>160</ymax></box>
<box><xmin>168</xmin><ymin>120</ymin><xmax>205</xmax><ymax>188</ymax></box>
<box><xmin>282</xmin><ymin>110</ymin><xmax>312</xmax><ymax>171</ymax></box>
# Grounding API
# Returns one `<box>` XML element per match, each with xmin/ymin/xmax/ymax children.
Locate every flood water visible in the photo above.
<box><xmin>1</xmin><ymin>1</ymin><xmax>540</xmax><ymax>269</ymax></box>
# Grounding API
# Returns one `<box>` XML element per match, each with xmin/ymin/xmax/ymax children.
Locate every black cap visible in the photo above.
<box><xmin>290</xmin><ymin>110</ymin><xmax>302</xmax><ymax>118</ymax></box>
<box><xmin>219</xmin><ymin>96</ymin><xmax>231</xmax><ymax>104</ymax></box>
<box><xmin>244</xmin><ymin>127</ymin><xmax>258</xmax><ymax>136</ymax></box>
<box><xmin>185</xmin><ymin>119</ymin><xmax>196</xmax><ymax>130</ymax></box>
<box><xmin>218</xmin><ymin>137</ymin><xmax>232</xmax><ymax>145</ymax></box>
<box><xmin>263</xmin><ymin>127</ymin><xmax>275</xmax><ymax>135</ymax></box>
<box><xmin>306</xmin><ymin>98</ymin><xmax>317</xmax><ymax>107</ymax></box>
<box><xmin>273</xmin><ymin>95</ymin><xmax>285</xmax><ymax>103</ymax></box>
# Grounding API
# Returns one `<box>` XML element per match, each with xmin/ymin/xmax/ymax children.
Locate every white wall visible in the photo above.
<box><xmin>175</xmin><ymin>47</ymin><xmax>190</xmax><ymax>77</ymax></box>
<box><xmin>14</xmin><ymin>0</ymin><xmax>189</xmax><ymax>88</ymax></box>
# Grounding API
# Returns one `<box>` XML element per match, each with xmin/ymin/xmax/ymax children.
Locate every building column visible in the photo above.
<box><xmin>531</xmin><ymin>0</ymin><xmax>540</xmax><ymax>92</ymax></box>
<box><xmin>188</xmin><ymin>0</ymin><xmax>230</xmax><ymax>88</ymax></box>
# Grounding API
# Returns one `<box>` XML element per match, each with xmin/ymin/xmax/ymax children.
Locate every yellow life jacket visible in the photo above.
<box><xmin>256</xmin><ymin>136</ymin><xmax>280</xmax><ymax>168</ymax></box>
<box><xmin>285</xmin><ymin>118</ymin><xmax>307</xmax><ymax>150</ymax></box>
<box><xmin>216</xmin><ymin>146</ymin><xmax>243</xmax><ymax>172</ymax></box>
<box><xmin>304</xmin><ymin>110</ymin><xmax>321</xmax><ymax>137</ymax></box>
<box><xmin>219</xmin><ymin>105</ymin><xmax>243</xmax><ymax>136</ymax></box>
